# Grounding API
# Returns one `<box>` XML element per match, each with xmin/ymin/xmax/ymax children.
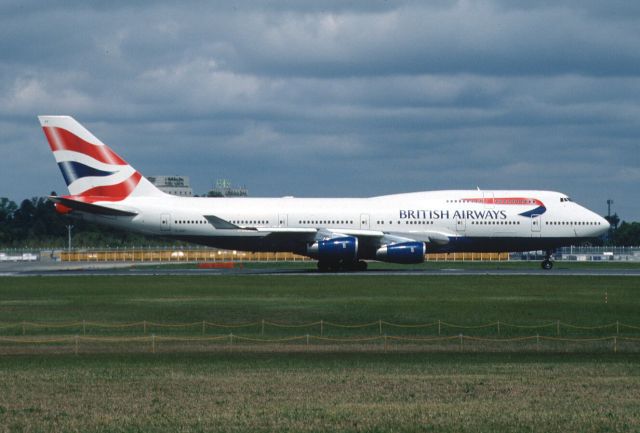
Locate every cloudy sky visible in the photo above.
<box><xmin>1</xmin><ymin>0</ymin><xmax>639</xmax><ymax>220</ymax></box>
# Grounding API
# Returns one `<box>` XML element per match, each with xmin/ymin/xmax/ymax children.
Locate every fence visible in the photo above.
<box><xmin>2</xmin><ymin>319</ymin><xmax>639</xmax><ymax>335</ymax></box>
<box><xmin>58</xmin><ymin>249</ymin><xmax>313</xmax><ymax>262</ymax></box>
<box><xmin>516</xmin><ymin>246</ymin><xmax>640</xmax><ymax>262</ymax></box>
<box><xmin>0</xmin><ymin>333</ymin><xmax>638</xmax><ymax>355</ymax></box>
<box><xmin>5</xmin><ymin>246</ymin><xmax>640</xmax><ymax>263</ymax></box>
<box><xmin>56</xmin><ymin>249</ymin><xmax>509</xmax><ymax>262</ymax></box>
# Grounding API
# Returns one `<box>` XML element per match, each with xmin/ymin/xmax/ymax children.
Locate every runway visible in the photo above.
<box><xmin>2</xmin><ymin>261</ymin><xmax>640</xmax><ymax>277</ymax></box>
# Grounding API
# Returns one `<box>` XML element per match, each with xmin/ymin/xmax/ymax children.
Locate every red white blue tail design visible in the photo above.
<box><xmin>39</xmin><ymin>116</ymin><xmax>163</xmax><ymax>201</ymax></box>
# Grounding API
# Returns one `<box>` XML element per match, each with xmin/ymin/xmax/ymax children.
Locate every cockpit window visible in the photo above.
<box><xmin>560</xmin><ymin>197</ymin><xmax>572</xmax><ymax>202</ymax></box>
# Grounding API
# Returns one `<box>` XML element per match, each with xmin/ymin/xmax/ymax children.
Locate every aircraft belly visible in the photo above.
<box><xmin>436</xmin><ymin>236</ymin><xmax>586</xmax><ymax>253</ymax></box>
<box><xmin>168</xmin><ymin>234</ymin><xmax>309</xmax><ymax>254</ymax></box>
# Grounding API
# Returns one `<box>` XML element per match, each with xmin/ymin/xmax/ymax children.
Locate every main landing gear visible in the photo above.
<box><xmin>541</xmin><ymin>250</ymin><xmax>554</xmax><ymax>270</ymax></box>
<box><xmin>317</xmin><ymin>260</ymin><xmax>368</xmax><ymax>272</ymax></box>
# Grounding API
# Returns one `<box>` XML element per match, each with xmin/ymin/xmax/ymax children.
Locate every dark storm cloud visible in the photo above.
<box><xmin>0</xmin><ymin>0</ymin><xmax>638</xmax><ymax>219</ymax></box>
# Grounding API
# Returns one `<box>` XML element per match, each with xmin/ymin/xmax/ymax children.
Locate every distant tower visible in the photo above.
<box><xmin>606</xmin><ymin>199</ymin><xmax>614</xmax><ymax>217</ymax></box>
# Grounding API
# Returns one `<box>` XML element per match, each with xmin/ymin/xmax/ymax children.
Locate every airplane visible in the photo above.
<box><xmin>38</xmin><ymin>115</ymin><xmax>610</xmax><ymax>271</ymax></box>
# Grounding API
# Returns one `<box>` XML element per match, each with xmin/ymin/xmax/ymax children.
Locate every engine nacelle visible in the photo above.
<box><xmin>307</xmin><ymin>236</ymin><xmax>358</xmax><ymax>263</ymax></box>
<box><xmin>376</xmin><ymin>241</ymin><xmax>425</xmax><ymax>264</ymax></box>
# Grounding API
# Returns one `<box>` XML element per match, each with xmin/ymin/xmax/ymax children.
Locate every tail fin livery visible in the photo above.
<box><xmin>38</xmin><ymin>116</ymin><xmax>163</xmax><ymax>201</ymax></box>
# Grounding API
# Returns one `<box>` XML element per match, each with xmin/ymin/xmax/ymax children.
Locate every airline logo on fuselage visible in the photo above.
<box><xmin>462</xmin><ymin>197</ymin><xmax>547</xmax><ymax>218</ymax></box>
<box><xmin>400</xmin><ymin>197</ymin><xmax>546</xmax><ymax>220</ymax></box>
<box><xmin>399</xmin><ymin>209</ymin><xmax>507</xmax><ymax>220</ymax></box>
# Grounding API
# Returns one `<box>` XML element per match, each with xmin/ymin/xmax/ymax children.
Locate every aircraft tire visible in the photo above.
<box><xmin>317</xmin><ymin>261</ymin><xmax>330</xmax><ymax>272</ymax></box>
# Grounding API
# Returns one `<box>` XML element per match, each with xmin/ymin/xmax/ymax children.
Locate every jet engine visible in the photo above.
<box><xmin>376</xmin><ymin>241</ymin><xmax>425</xmax><ymax>264</ymax></box>
<box><xmin>307</xmin><ymin>236</ymin><xmax>358</xmax><ymax>263</ymax></box>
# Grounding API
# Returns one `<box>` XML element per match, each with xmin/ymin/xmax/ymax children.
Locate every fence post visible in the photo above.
<box><xmin>151</xmin><ymin>334</ymin><xmax>156</xmax><ymax>354</ymax></box>
<box><xmin>379</xmin><ymin>319</ymin><xmax>382</xmax><ymax>335</ymax></box>
<box><xmin>306</xmin><ymin>334</ymin><xmax>309</xmax><ymax>346</ymax></box>
<box><xmin>384</xmin><ymin>334</ymin><xmax>387</xmax><ymax>352</ymax></box>
<box><xmin>320</xmin><ymin>320</ymin><xmax>324</xmax><ymax>336</ymax></box>
<box><xmin>438</xmin><ymin>320</ymin><xmax>441</xmax><ymax>336</ymax></box>
<box><xmin>614</xmin><ymin>336</ymin><xmax>617</xmax><ymax>353</ymax></box>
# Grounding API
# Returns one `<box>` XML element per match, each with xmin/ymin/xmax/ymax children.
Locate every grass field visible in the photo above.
<box><xmin>1</xmin><ymin>352</ymin><xmax>639</xmax><ymax>433</ymax></box>
<box><xmin>0</xmin><ymin>274</ymin><xmax>639</xmax><ymax>432</ymax></box>
<box><xmin>0</xmin><ymin>274</ymin><xmax>638</xmax><ymax>329</ymax></box>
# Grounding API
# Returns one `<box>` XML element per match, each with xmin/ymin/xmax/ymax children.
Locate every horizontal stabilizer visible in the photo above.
<box><xmin>49</xmin><ymin>196</ymin><xmax>138</xmax><ymax>217</ymax></box>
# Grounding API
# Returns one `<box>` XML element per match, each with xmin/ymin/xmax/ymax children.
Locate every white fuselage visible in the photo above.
<box><xmin>86</xmin><ymin>189</ymin><xmax>609</xmax><ymax>256</ymax></box>
<box><xmin>38</xmin><ymin>116</ymin><xmax>610</xmax><ymax>267</ymax></box>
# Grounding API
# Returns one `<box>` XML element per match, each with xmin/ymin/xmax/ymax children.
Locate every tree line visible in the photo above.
<box><xmin>1</xmin><ymin>195</ymin><xmax>639</xmax><ymax>248</ymax></box>
<box><xmin>0</xmin><ymin>194</ymin><xmax>158</xmax><ymax>249</ymax></box>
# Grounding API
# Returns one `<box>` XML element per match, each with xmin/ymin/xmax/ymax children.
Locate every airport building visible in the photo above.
<box><xmin>207</xmin><ymin>179</ymin><xmax>248</xmax><ymax>197</ymax></box>
<box><xmin>147</xmin><ymin>176</ymin><xmax>193</xmax><ymax>197</ymax></box>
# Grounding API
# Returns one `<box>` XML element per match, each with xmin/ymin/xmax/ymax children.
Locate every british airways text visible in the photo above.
<box><xmin>399</xmin><ymin>209</ymin><xmax>508</xmax><ymax>220</ymax></box>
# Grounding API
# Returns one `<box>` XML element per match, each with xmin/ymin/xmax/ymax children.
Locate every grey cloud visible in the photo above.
<box><xmin>0</xmin><ymin>0</ymin><xmax>638</xmax><ymax>220</ymax></box>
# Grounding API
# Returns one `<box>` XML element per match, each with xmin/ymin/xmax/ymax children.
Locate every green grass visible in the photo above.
<box><xmin>0</xmin><ymin>275</ymin><xmax>637</xmax><ymax>326</ymax></box>
<box><xmin>0</xmin><ymin>275</ymin><xmax>639</xmax><ymax>432</ymax></box>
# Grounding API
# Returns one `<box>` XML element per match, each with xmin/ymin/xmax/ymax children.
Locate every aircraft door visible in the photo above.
<box><xmin>483</xmin><ymin>192</ymin><xmax>494</xmax><ymax>208</ymax></box>
<box><xmin>456</xmin><ymin>219</ymin><xmax>466</xmax><ymax>233</ymax></box>
<box><xmin>278</xmin><ymin>214</ymin><xmax>288</xmax><ymax>228</ymax></box>
<box><xmin>531</xmin><ymin>214</ymin><xmax>541</xmax><ymax>236</ymax></box>
<box><xmin>160</xmin><ymin>213</ymin><xmax>171</xmax><ymax>232</ymax></box>
<box><xmin>360</xmin><ymin>214</ymin><xmax>370</xmax><ymax>230</ymax></box>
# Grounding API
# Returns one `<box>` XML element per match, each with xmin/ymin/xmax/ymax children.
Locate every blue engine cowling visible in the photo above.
<box><xmin>307</xmin><ymin>236</ymin><xmax>358</xmax><ymax>263</ymax></box>
<box><xmin>376</xmin><ymin>241</ymin><xmax>425</xmax><ymax>264</ymax></box>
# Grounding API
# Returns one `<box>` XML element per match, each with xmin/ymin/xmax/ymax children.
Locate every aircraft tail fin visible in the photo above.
<box><xmin>38</xmin><ymin>115</ymin><xmax>164</xmax><ymax>201</ymax></box>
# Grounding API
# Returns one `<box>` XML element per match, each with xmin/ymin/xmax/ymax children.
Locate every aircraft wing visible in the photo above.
<box><xmin>256</xmin><ymin>227</ymin><xmax>454</xmax><ymax>252</ymax></box>
<box><xmin>204</xmin><ymin>214</ymin><xmax>453</xmax><ymax>252</ymax></box>
<box><xmin>317</xmin><ymin>228</ymin><xmax>452</xmax><ymax>246</ymax></box>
